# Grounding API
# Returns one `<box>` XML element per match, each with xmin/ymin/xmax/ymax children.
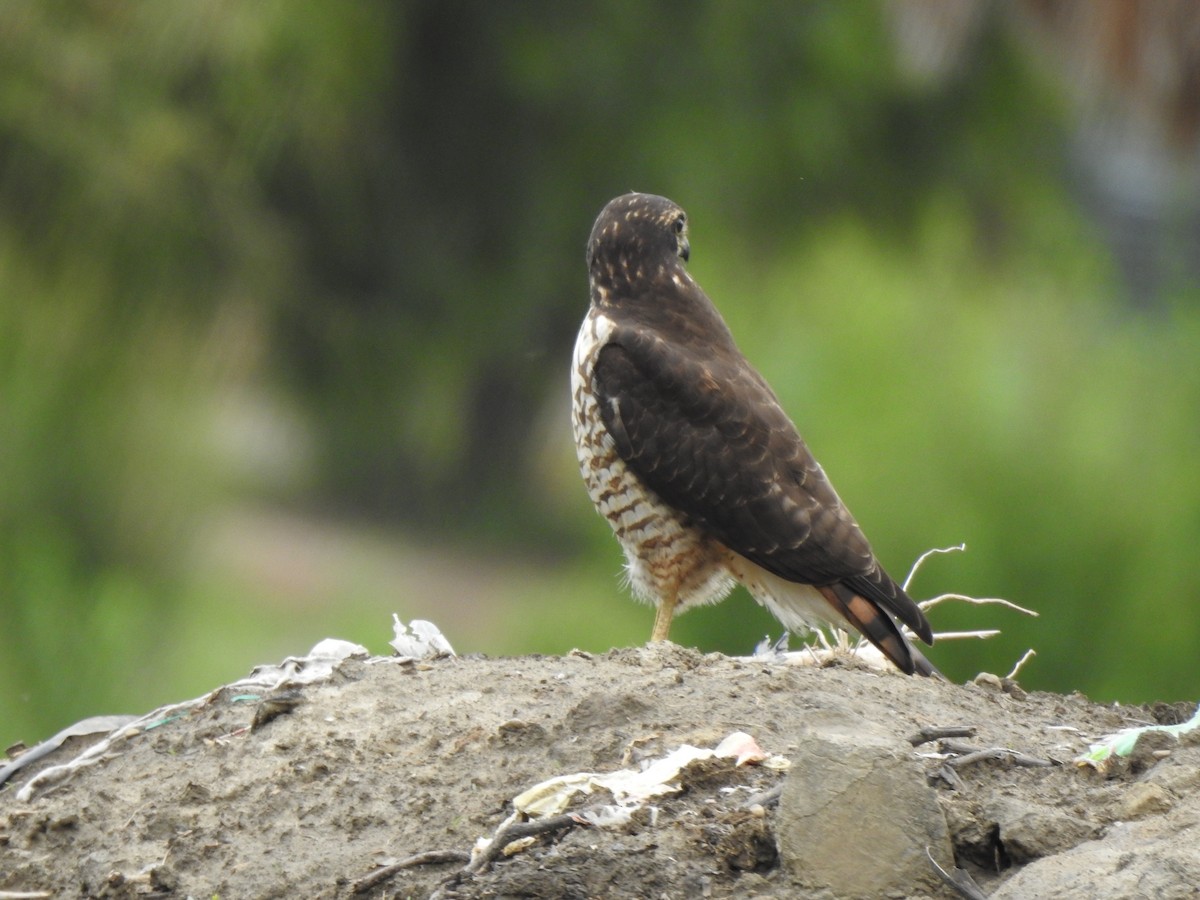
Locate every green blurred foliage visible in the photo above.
<box><xmin>2</xmin><ymin>2</ymin><xmax>1198</xmax><ymax>751</ymax></box>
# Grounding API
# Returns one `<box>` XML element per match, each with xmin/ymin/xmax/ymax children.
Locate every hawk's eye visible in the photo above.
<box><xmin>673</xmin><ymin>215</ymin><xmax>685</xmax><ymax>234</ymax></box>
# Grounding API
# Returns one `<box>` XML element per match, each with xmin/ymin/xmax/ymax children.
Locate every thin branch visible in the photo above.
<box><xmin>903</xmin><ymin>544</ymin><xmax>966</xmax><ymax>591</ymax></box>
<box><xmin>941</xmin><ymin>742</ymin><xmax>1054</xmax><ymax>769</ymax></box>
<box><xmin>1005</xmin><ymin>649</ymin><xmax>1037</xmax><ymax>680</ymax></box>
<box><xmin>355</xmin><ymin>812</ymin><xmax>590</xmax><ymax>895</ymax></box>
<box><xmin>741</xmin><ymin>784</ymin><xmax>784</xmax><ymax>809</ymax></box>
<box><xmin>351</xmin><ymin>851</ymin><xmax>469</xmax><ymax>894</ymax></box>
<box><xmin>424</xmin><ymin>812</ymin><xmax>592</xmax><ymax>900</ymax></box>
<box><xmin>927</xmin><ymin>630</ymin><xmax>1000</xmax><ymax>641</ymax></box>
<box><xmin>468</xmin><ymin>813</ymin><xmax>588</xmax><ymax>874</ymax></box>
<box><xmin>908</xmin><ymin>725</ymin><xmax>977</xmax><ymax>747</ymax></box>
<box><xmin>919</xmin><ymin>593</ymin><xmax>1039</xmax><ymax>617</ymax></box>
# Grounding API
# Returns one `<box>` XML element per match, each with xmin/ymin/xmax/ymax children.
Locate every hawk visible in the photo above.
<box><xmin>571</xmin><ymin>192</ymin><xmax>936</xmax><ymax>676</ymax></box>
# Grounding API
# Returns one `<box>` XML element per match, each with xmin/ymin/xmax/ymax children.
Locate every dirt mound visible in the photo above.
<box><xmin>2</xmin><ymin>642</ymin><xmax>1197</xmax><ymax>898</ymax></box>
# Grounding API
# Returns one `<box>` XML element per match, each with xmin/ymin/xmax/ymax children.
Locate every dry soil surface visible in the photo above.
<box><xmin>2</xmin><ymin>643</ymin><xmax>1198</xmax><ymax>899</ymax></box>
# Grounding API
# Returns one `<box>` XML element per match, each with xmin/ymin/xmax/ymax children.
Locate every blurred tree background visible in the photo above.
<box><xmin>3</xmin><ymin>1</ymin><xmax>1199</xmax><ymax>751</ymax></box>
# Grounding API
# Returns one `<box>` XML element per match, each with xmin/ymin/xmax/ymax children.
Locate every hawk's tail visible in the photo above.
<box><xmin>818</xmin><ymin>583</ymin><xmax>939</xmax><ymax>677</ymax></box>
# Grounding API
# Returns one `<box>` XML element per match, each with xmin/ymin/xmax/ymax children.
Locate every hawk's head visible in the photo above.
<box><xmin>587</xmin><ymin>193</ymin><xmax>690</xmax><ymax>282</ymax></box>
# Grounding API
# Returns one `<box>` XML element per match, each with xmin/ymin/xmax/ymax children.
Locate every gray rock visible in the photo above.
<box><xmin>984</xmin><ymin>797</ymin><xmax>1098</xmax><ymax>862</ymax></box>
<box><xmin>776</xmin><ymin>720</ymin><xmax>954</xmax><ymax>899</ymax></box>
<box><xmin>991</xmin><ymin>809</ymin><xmax>1200</xmax><ymax>899</ymax></box>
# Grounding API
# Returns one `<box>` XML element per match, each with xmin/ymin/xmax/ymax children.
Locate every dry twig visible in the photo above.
<box><xmin>464</xmin><ymin>812</ymin><xmax>589</xmax><ymax>875</ymax></box>
<box><xmin>898</xmin><ymin>544</ymin><xmax>1039</xmax><ymax>658</ymax></box>
<box><xmin>741</xmin><ymin>784</ymin><xmax>784</xmax><ymax>809</ymax></box>
<box><xmin>903</xmin><ymin>543</ymin><xmax>1038</xmax><ymax>617</ymax></box>
<box><xmin>907</xmin><ymin>725</ymin><xmax>977</xmax><ymax>747</ymax></box>
<box><xmin>920</xmin><ymin>593</ymin><xmax>1038</xmax><ymax>618</ymax></box>
<box><xmin>352</xmin><ymin>851</ymin><xmax>469</xmax><ymax>894</ymax></box>
<box><xmin>903</xmin><ymin>544</ymin><xmax>966</xmax><ymax>591</ymax></box>
<box><xmin>1005</xmin><ymin>649</ymin><xmax>1037</xmax><ymax>680</ymax></box>
<box><xmin>354</xmin><ymin>811</ymin><xmax>588</xmax><ymax>895</ymax></box>
<box><xmin>940</xmin><ymin>740</ymin><xmax>1054</xmax><ymax>769</ymax></box>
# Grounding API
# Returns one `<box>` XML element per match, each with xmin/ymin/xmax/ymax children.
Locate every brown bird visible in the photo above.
<box><xmin>571</xmin><ymin>192</ymin><xmax>935</xmax><ymax>675</ymax></box>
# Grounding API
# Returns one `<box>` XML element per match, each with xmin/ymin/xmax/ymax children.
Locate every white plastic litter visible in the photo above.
<box><xmin>389</xmin><ymin>616</ymin><xmax>456</xmax><ymax>659</ymax></box>
<box><xmin>512</xmin><ymin>730</ymin><xmax>786</xmax><ymax>818</ymax></box>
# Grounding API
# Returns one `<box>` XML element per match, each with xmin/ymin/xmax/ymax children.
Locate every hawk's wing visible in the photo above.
<box><xmin>594</xmin><ymin>322</ymin><xmax>931</xmax><ymax>644</ymax></box>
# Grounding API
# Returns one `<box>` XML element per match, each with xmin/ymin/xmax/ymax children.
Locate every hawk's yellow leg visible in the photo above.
<box><xmin>650</xmin><ymin>592</ymin><xmax>678</xmax><ymax>642</ymax></box>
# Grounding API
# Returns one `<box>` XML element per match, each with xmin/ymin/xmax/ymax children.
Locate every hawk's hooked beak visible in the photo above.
<box><xmin>678</xmin><ymin>238</ymin><xmax>690</xmax><ymax>263</ymax></box>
